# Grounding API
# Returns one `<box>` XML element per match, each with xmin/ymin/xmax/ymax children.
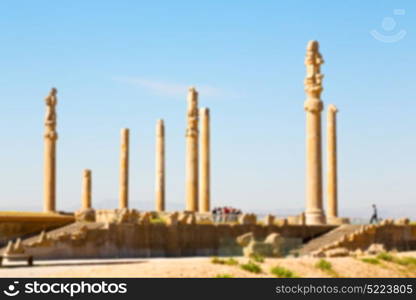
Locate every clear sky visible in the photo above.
<box><xmin>0</xmin><ymin>1</ymin><xmax>415</xmax><ymax>219</ymax></box>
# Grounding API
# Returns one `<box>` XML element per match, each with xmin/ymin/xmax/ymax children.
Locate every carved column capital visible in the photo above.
<box><xmin>304</xmin><ymin>40</ymin><xmax>324</xmax><ymax>99</ymax></box>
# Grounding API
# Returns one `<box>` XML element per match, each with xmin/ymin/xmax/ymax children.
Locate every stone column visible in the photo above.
<box><xmin>199</xmin><ymin>107</ymin><xmax>210</xmax><ymax>213</ymax></box>
<box><xmin>327</xmin><ymin>104</ymin><xmax>338</xmax><ymax>221</ymax></box>
<box><xmin>43</xmin><ymin>88</ymin><xmax>58</xmax><ymax>213</ymax></box>
<box><xmin>81</xmin><ymin>169</ymin><xmax>92</xmax><ymax>210</ymax></box>
<box><xmin>155</xmin><ymin>119</ymin><xmax>165</xmax><ymax>212</ymax></box>
<box><xmin>119</xmin><ymin>128</ymin><xmax>129</xmax><ymax>209</ymax></box>
<box><xmin>185</xmin><ymin>87</ymin><xmax>199</xmax><ymax>212</ymax></box>
<box><xmin>304</xmin><ymin>40</ymin><xmax>325</xmax><ymax>225</ymax></box>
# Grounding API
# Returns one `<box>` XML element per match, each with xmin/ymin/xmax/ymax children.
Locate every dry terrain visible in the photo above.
<box><xmin>0</xmin><ymin>251</ymin><xmax>415</xmax><ymax>278</ymax></box>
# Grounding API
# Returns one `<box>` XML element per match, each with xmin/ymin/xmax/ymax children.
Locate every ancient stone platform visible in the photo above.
<box><xmin>0</xmin><ymin>212</ymin><xmax>74</xmax><ymax>247</ymax></box>
<box><xmin>4</xmin><ymin>219</ymin><xmax>334</xmax><ymax>260</ymax></box>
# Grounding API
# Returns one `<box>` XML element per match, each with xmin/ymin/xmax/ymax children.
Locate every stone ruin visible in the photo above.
<box><xmin>0</xmin><ymin>41</ymin><xmax>415</xmax><ymax>263</ymax></box>
<box><xmin>309</xmin><ymin>218</ymin><xmax>413</xmax><ymax>258</ymax></box>
<box><xmin>237</xmin><ymin>232</ymin><xmax>302</xmax><ymax>258</ymax></box>
<box><xmin>2</xmin><ymin>238</ymin><xmax>33</xmax><ymax>266</ymax></box>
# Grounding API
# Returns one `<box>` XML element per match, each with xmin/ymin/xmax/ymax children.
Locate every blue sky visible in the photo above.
<box><xmin>0</xmin><ymin>1</ymin><xmax>415</xmax><ymax>219</ymax></box>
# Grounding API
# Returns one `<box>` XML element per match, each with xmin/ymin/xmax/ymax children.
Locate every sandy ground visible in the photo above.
<box><xmin>0</xmin><ymin>252</ymin><xmax>415</xmax><ymax>278</ymax></box>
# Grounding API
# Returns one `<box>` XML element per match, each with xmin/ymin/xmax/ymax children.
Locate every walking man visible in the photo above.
<box><xmin>369</xmin><ymin>204</ymin><xmax>378</xmax><ymax>224</ymax></box>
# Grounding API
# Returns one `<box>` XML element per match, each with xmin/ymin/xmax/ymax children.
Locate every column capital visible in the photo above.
<box><xmin>328</xmin><ymin>104</ymin><xmax>339</xmax><ymax>114</ymax></box>
<box><xmin>199</xmin><ymin>107</ymin><xmax>210</xmax><ymax>116</ymax></box>
<box><xmin>44</xmin><ymin>87</ymin><xmax>58</xmax><ymax>141</ymax></box>
<box><xmin>186</xmin><ymin>87</ymin><xmax>199</xmax><ymax>138</ymax></box>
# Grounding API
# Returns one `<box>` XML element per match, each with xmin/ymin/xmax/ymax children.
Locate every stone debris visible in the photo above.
<box><xmin>236</xmin><ymin>232</ymin><xmax>284</xmax><ymax>257</ymax></box>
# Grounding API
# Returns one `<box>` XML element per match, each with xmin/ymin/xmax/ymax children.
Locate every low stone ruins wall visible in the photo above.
<box><xmin>313</xmin><ymin>219</ymin><xmax>416</xmax><ymax>257</ymax></box>
<box><xmin>16</xmin><ymin>220</ymin><xmax>334</xmax><ymax>259</ymax></box>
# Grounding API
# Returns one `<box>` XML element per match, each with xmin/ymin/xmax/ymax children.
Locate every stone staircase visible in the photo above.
<box><xmin>298</xmin><ymin>224</ymin><xmax>363</xmax><ymax>256</ymax></box>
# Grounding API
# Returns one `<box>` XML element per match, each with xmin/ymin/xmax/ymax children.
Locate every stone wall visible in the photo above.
<box><xmin>17</xmin><ymin>221</ymin><xmax>335</xmax><ymax>259</ymax></box>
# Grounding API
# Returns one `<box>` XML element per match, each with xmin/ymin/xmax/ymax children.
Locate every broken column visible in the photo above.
<box><xmin>199</xmin><ymin>107</ymin><xmax>210</xmax><ymax>213</ymax></box>
<box><xmin>81</xmin><ymin>169</ymin><xmax>92</xmax><ymax>210</ymax></box>
<box><xmin>304</xmin><ymin>40</ymin><xmax>325</xmax><ymax>225</ymax></box>
<box><xmin>43</xmin><ymin>88</ymin><xmax>58</xmax><ymax>213</ymax></box>
<box><xmin>185</xmin><ymin>87</ymin><xmax>199</xmax><ymax>212</ymax></box>
<box><xmin>155</xmin><ymin>119</ymin><xmax>165</xmax><ymax>212</ymax></box>
<box><xmin>327</xmin><ymin>104</ymin><xmax>338</xmax><ymax>221</ymax></box>
<box><xmin>119</xmin><ymin>128</ymin><xmax>129</xmax><ymax>209</ymax></box>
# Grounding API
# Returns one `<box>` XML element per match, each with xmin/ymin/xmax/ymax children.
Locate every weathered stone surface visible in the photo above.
<box><xmin>395</xmin><ymin>218</ymin><xmax>410</xmax><ymax>225</ymax></box>
<box><xmin>327</xmin><ymin>217</ymin><xmax>350</xmax><ymax>225</ymax></box>
<box><xmin>166</xmin><ymin>212</ymin><xmax>179</xmax><ymax>226</ymax></box>
<box><xmin>300</xmin><ymin>212</ymin><xmax>306</xmax><ymax>225</ymax></box>
<box><xmin>178</xmin><ymin>213</ymin><xmax>188</xmax><ymax>225</ymax></box>
<box><xmin>237</xmin><ymin>232</ymin><xmax>287</xmax><ymax>258</ymax></box>
<box><xmin>139</xmin><ymin>212</ymin><xmax>151</xmax><ymax>225</ymax></box>
<box><xmin>38</xmin><ymin>231</ymin><xmax>49</xmax><ymax>243</ymax></box>
<box><xmin>75</xmin><ymin>209</ymin><xmax>95</xmax><ymax>222</ymax></box>
<box><xmin>325</xmin><ymin>247</ymin><xmax>349</xmax><ymax>257</ymax></box>
<box><xmin>186</xmin><ymin>213</ymin><xmax>196</xmax><ymax>225</ymax></box>
<box><xmin>352</xmin><ymin>248</ymin><xmax>364</xmax><ymax>257</ymax></box>
<box><xmin>287</xmin><ymin>215</ymin><xmax>299</xmax><ymax>225</ymax></box>
<box><xmin>4</xmin><ymin>238</ymin><xmax>25</xmax><ymax>255</ymax></box>
<box><xmin>178</xmin><ymin>212</ymin><xmax>196</xmax><ymax>225</ymax></box>
<box><xmin>366</xmin><ymin>243</ymin><xmax>386</xmax><ymax>255</ymax></box>
<box><xmin>3</xmin><ymin>238</ymin><xmax>32</xmax><ymax>265</ymax></box>
<box><xmin>94</xmin><ymin>209</ymin><xmax>143</xmax><ymax>224</ymax></box>
<box><xmin>236</xmin><ymin>232</ymin><xmax>253</xmax><ymax>247</ymax></box>
<box><xmin>238</xmin><ymin>214</ymin><xmax>257</xmax><ymax>225</ymax></box>
<box><xmin>276</xmin><ymin>218</ymin><xmax>289</xmax><ymax>226</ymax></box>
<box><xmin>311</xmin><ymin>250</ymin><xmax>325</xmax><ymax>257</ymax></box>
<box><xmin>263</xmin><ymin>214</ymin><xmax>275</xmax><ymax>226</ymax></box>
<box><xmin>4</xmin><ymin>241</ymin><xmax>13</xmax><ymax>255</ymax></box>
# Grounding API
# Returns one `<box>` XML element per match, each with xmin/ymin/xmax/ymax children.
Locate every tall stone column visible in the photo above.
<box><xmin>119</xmin><ymin>128</ymin><xmax>129</xmax><ymax>209</ymax></box>
<box><xmin>327</xmin><ymin>104</ymin><xmax>338</xmax><ymax>221</ymax></box>
<box><xmin>43</xmin><ymin>88</ymin><xmax>58</xmax><ymax>213</ymax></box>
<box><xmin>155</xmin><ymin>119</ymin><xmax>165</xmax><ymax>212</ymax></box>
<box><xmin>185</xmin><ymin>87</ymin><xmax>199</xmax><ymax>212</ymax></box>
<box><xmin>199</xmin><ymin>107</ymin><xmax>210</xmax><ymax>213</ymax></box>
<box><xmin>81</xmin><ymin>169</ymin><xmax>92</xmax><ymax>210</ymax></box>
<box><xmin>304</xmin><ymin>40</ymin><xmax>325</xmax><ymax>225</ymax></box>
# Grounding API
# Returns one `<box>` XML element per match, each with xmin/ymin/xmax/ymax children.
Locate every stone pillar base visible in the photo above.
<box><xmin>305</xmin><ymin>210</ymin><xmax>326</xmax><ymax>225</ymax></box>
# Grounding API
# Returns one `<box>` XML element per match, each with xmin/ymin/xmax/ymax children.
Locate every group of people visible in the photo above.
<box><xmin>211</xmin><ymin>207</ymin><xmax>242</xmax><ymax>223</ymax></box>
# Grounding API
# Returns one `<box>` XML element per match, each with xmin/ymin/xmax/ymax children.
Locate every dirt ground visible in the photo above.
<box><xmin>0</xmin><ymin>251</ymin><xmax>415</xmax><ymax>278</ymax></box>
